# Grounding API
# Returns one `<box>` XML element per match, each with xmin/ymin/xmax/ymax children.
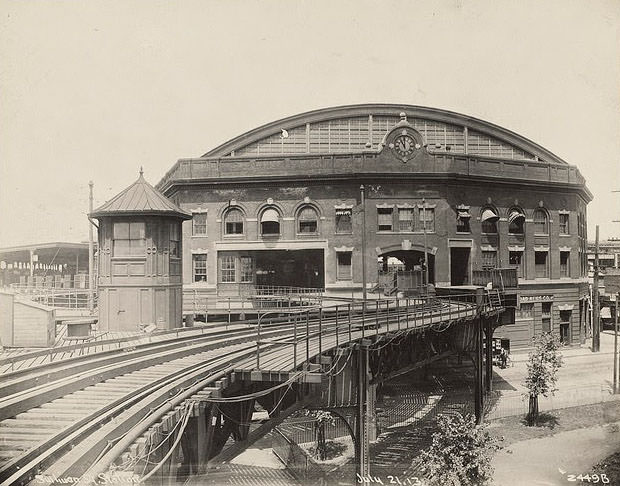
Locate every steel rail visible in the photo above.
<box><xmin>1</xmin><ymin>296</ymin><xmax>486</xmax><ymax>485</ymax></box>
<box><xmin>0</xmin><ymin>343</ymin><xmax>263</xmax><ymax>486</ymax></box>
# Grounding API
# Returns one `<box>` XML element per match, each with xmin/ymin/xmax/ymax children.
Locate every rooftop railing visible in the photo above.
<box><xmin>156</xmin><ymin>152</ymin><xmax>587</xmax><ymax>192</ymax></box>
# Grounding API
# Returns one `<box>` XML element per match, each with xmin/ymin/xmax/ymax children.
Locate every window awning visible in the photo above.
<box><xmin>481</xmin><ymin>209</ymin><xmax>499</xmax><ymax>223</ymax></box>
<box><xmin>261</xmin><ymin>209</ymin><xmax>279</xmax><ymax>223</ymax></box>
<box><xmin>335</xmin><ymin>209</ymin><xmax>352</xmax><ymax>216</ymax></box>
<box><xmin>508</xmin><ymin>210</ymin><xmax>526</xmax><ymax>225</ymax></box>
<box><xmin>457</xmin><ymin>210</ymin><xmax>472</xmax><ymax>219</ymax></box>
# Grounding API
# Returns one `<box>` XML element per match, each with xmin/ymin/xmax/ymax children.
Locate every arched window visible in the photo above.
<box><xmin>508</xmin><ymin>208</ymin><xmax>525</xmax><ymax>234</ymax></box>
<box><xmin>533</xmin><ymin>209</ymin><xmax>548</xmax><ymax>234</ymax></box>
<box><xmin>298</xmin><ymin>206</ymin><xmax>318</xmax><ymax>234</ymax></box>
<box><xmin>480</xmin><ymin>207</ymin><xmax>499</xmax><ymax>234</ymax></box>
<box><xmin>260</xmin><ymin>208</ymin><xmax>280</xmax><ymax>236</ymax></box>
<box><xmin>224</xmin><ymin>208</ymin><xmax>244</xmax><ymax>235</ymax></box>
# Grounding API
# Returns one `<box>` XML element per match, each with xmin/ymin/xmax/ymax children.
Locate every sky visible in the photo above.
<box><xmin>0</xmin><ymin>0</ymin><xmax>618</xmax><ymax>247</ymax></box>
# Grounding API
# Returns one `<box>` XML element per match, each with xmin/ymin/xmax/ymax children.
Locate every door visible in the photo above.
<box><xmin>450</xmin><ymin>248</ymin><xmax>470</xmax><ymax>286</ymax></box>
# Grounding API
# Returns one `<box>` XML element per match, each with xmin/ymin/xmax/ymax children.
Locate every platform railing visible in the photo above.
<box><xmin>9</xmin><ymin>285</ymin><xmax>96</xmax><ymax>309</ymax></box>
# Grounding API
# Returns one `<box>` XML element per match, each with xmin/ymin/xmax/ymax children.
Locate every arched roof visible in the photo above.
<box><xmin>202</xmin><ymin>104</ymin><xmax>568</xmax><ymax>165</ymax></box>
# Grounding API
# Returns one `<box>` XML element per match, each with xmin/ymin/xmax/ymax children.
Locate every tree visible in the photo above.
<box><xmin>305</xmin><ymin>410</ymin><xmax>336</xmax><ymax>460</ymax></box>
<box><xmin>524</xmin><ymin>331</ymin><xmax>563</xmax><ymax>424</ymax></box>
<box><xmin>419</xmin><ymin>413</ymin><xmax>502</xmax><ymax>486</ymax></box>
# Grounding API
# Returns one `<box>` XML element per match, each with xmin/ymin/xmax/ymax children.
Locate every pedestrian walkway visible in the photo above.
<box><xmin>492</xmin><ymin>421</ymin><xmax>620</xmax><ymax>486</ymax></box>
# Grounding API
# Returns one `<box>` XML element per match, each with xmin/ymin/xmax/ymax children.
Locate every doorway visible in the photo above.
<box><xmin>450</xmin><ymin>248</ymin><xmax>470</xmax><ymax>285</ymax></box>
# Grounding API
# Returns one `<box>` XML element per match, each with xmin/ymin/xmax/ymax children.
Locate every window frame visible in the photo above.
<box><xmin>239</xmin><ymin>256</ymin><xmax>253</xmax><ymax>283</ymax></box>
<box><xmin>418</xmin><ymin>207</ymin><xmax>435</xmax><ymax>232</ymax></box>
<box><xmin>533</xmin><ymin>209</ymin><xmax>549</xmax><ymax>235</ymax></box>
<box><xmin>335</xmin><ymin>208</ymin><xmax>353</xmax><ymax>234</ymax></box>
<box><xmin>224</xmin><ymin>208</ymin><xmax>245</xmax><ymax>236</ymax></box>
<box><xmin>560</xmin><ymin>251</ymin><xmax>570</xmax><ymax>278</ymax></box>
<box><xmin>112</xmin><ymin>221</ymin><xmax>146</xmax><ymax>257</ymax></box>
<box><xmin>220</xmin><ymin>255</ymin><xmax>236</xmax><ymax>283</ymax></box>
<box><xmin>336</xmin><ymin>251</ymin><xmax>352</xmax><ymax>281</ymax></box>
<box><xmin>398</xmin><ymin>208</ymin><xmax>415</xmax><ymax>232</ymax></box>
<box><xmin>297</xmin><ymin>206</ymin><xmax>319</xmax><ymax>235</ymax></box>
<box><xmin>509</xmin><ymin>250</ymin><xmax>524</xmax><ymax>278</ymax></box>
<box><xmin>535</xmin><ymin>251</ymin><xmax>549</xmax><ymax>279</ymax></box>
<box><xmin>169</xmin><ymin>222</ymin><xmax>180</xmax><ymax>258</ymax></box>
<box><xmin>192</xmin><ymin>254</ymin><xmax>208</xmax><ymax>283</ymax></box>
<box><xmin>192</xmin><ymin>212</ymin><xmax>208</xmax><ymax>236</ymax></box>
<box><xmin>559</xmin><ymin>213</ymin><xmax>570</xmax><ymax>235</ymax></box>
<box><xmin>260</xmin><ymin>208</ymin><xmax>281</xmax><ymax>237</ymax></box>
<box><xmin>377</xmin><ymin>207</ymin><xmax>393</xmax><ymax>232</ymax></box>
<box><xmin>481</xmin><ymin>250</ymin><xmax>497</xmax><ymax>270</ymax></box>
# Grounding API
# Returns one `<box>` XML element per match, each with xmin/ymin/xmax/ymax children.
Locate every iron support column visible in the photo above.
<box><xmin>474</xmin><ymin>289</ymin><xmax>484</xmax><ymax>424</ymax></box>
<box><xmin>356</xmin><ymin>341</ymin><xmax>370</xmax><ymax>478</ymax></box>
<box><xmin>485</xmin><ymin>317</ymin><xmax>493</xmax><ymax>393</ymax></box>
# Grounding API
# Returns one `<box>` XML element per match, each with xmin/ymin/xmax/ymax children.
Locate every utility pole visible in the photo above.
<box><xmin>593</xmin><ymin>225</ymin><xmax>600</xmax><ymax>352</ymax></box>
<box><xmin>614</xmin><ymin>291</ymin><xmax>619</xmax><ymax>393</ymax></box>
<box><xmin>422</xmin><ymin>198</ymin><xmax>429</xmax><ymax>287</ymax></box>
<box><xmin>88</xmin><ymin>181</ymin><xmax>94</xmax><ymax>314</ymax></box>
<box><xmin>360</xmin><ymin>185</ymin><xmax>367</xmax><ymax>305</ymax></box>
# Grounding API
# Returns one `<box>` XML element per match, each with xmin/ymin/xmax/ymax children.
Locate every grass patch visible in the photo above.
<box><xmin>489</xmin><ymin>401</ymin><xmax>620</xmax><ymax>446</ymax></box>
<box><xmin>308</xmin><ymin>440</ymin><xmax>347</xmax><ymax>461</ymax></box>
<box><xmin>591</xmin><ymin>450</ymin><xmax>620</xmax><ymax>484</ymax></box>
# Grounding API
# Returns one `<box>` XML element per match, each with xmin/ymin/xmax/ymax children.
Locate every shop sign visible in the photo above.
<box><xmin>519</xmin><ymin>294</ymin><xmax>554</xmax><ymax>304</ymax></box>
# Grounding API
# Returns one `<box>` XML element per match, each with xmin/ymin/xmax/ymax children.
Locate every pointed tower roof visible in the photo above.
<box><xmin>90</xmin><ymin>169</ymin><xmax>191</xmax><ymax>220</ymax></box>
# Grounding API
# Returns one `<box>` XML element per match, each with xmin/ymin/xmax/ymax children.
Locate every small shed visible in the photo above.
<box><xmin>90</xmin><ymin>169</ymin><xmax>191</xmax><ymax>332</ymax></box>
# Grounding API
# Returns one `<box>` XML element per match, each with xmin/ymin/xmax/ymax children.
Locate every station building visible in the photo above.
<box><xmin>156</xmin><ymin>104</ymin><xmax>592</xmax><ymax>349</ymax></box>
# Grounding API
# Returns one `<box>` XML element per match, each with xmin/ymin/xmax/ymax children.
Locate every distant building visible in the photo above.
<box><xmin>587</xmin><ymin>237</ymin><xmax>620</xmax><ymax>273</ymax></box>
<box><xmin>0</xmin><ymin>242</ymin><xmax>91</xmax><ymax>288</ymax></box>
<box><xmin>154</xmin><ymin>104</ymin><xmax>592</xmax><ymax>349</ymax></box>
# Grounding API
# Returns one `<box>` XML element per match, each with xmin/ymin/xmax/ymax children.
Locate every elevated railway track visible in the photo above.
<box><xmin>0</xmin><ymin>293</ymin><xmax>501</xmax><ymax>485</ymax></box>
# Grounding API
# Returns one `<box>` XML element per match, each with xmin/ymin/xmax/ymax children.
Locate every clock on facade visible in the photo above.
<box><xmin>393</xmin><ymin>134</ymin><xmax>418</xmax><ymax>157</ymax></box>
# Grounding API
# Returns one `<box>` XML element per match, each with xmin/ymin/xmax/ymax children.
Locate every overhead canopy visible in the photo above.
<box><xmin>457</xmin><ymin>210</ymin><xmax>471</xmax><ymax>219</ymax></box>
<box><xmin>508</xmin><ymin>209</ymin><xmax>526</xmax><ymax>225</ymax></box>
<box><xmin>261</xmin><ymin>209</ymin><xmax>280</xmax><ymax>223</ymax></box>
<box><xmin>481</xmin><ymin>208</ymin><xmax>499</xmax><ymax>223</ymax></box>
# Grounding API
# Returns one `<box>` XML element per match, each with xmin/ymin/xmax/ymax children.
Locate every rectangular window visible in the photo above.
<box><xmin>377</xmin><ymin>208</ymin><xmax>393</xmax><ymax>231</ymax></box>
<box><xmin>240</xmin><ymin>256</ymin><xmax>253</xmax><ymax>283</ymax></box>
<box><xmin>542</xmin><ymin>302</ymin><xmax>552</xmax><ymax>332</ymax></box>
<box><xmin>481</xmin><ymin>219</ymin><xmax>497</xmax><ymax>234</ymax></box>
<box><xmin>419</xmin><ymin>207</ymin><xmax>435</xmax><ymax>232</ymax></box>
<box><xmin>193</xmin><ymin>254</ymin><xmax>207</xmax><ymax>282</ymax></box>
<box><xmin>192</xmin><ymin>213</ymin><xmax>207</xmax><ymax>236</ymax></box>
<box><xmin>481</xmin><ymin>250</ymin><xmax>497</xmax><ymax>269</ymax></box>
<box><xmin>509</xmin><ymin>251</ymin><xmax>524</xmax><ymax>278</ymax></box>
<box><xmin>559</xmin><ymin>213</ymin><xmax>569</xmax><ymax>234</ymax></box>
<box><xmin>456</xmin><ymin>216</ymin><xmax>471</xmax><ymax>233</ymax></box>
<box><xmin>535</xmin><ymin>251</ymin><xmax>548</xmax><ymax>278</ymax></box>
<box><xmin>337</xmin><ymin>252</ymin><xmax>352</xmax><ymax>280</ymax></box>
<box><xmin>170</xmin><ymin>223</ymin><xmax>180</xmax><ymax>257</ymax></box>
<box><xmin>335</xmin><ymin>209</ymin><xmax>352</xmax><ymax>233</ymax></box>
<box><xmin>560</xmin><ymin>251</ymin><xmax>570</xmax><ymax>277</ymax></box>
<box><xmin>113</xmin><ymin>222</ymin><xmax>145</xmax><ymax>256</ymax></box>
<box><xmin>518</xmin><ymin>303</ymin><xmax>534</xmax><ymax>318</ymax></box>
<box><xmin>220</xmin><ymin>255</ymin><xmax>236</xmax><ymax>283</ymax></box>
<box><xmin>398</xmin><ymin>208</ymin><xmax>414</xmax><ymax>232</ymax></box>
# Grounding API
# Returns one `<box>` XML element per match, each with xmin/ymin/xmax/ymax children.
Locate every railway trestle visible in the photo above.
<box><xmin>0</xmin><ymin>289</ymin><xmax>511</xmax><ymax>486</ymax></box>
